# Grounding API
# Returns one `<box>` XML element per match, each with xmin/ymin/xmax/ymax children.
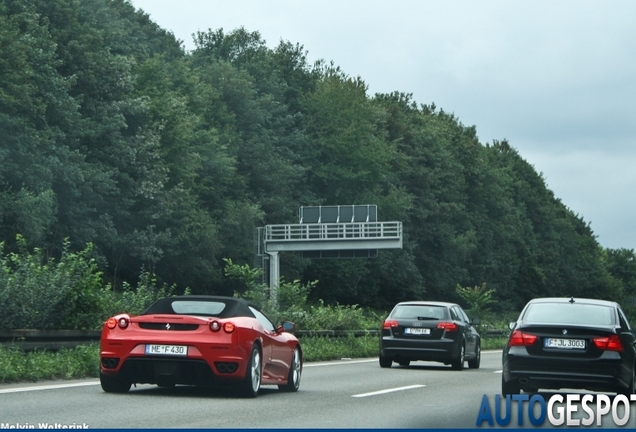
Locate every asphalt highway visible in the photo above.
<box><xmin>0</xmin><ymin>351</ymin><xmax>634</xmax><ymax>428</ymax></box>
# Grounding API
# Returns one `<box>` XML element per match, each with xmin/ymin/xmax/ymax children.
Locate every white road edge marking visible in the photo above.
<box><xmin>0</xmin><ymin>381</ymin><xmax>100</xmax><ymax>394</ymax></box>
<box><xmin>352</xmin><ymin>384</ymin><xmax>425</xmax><ymax>398</ymax></box>
<box><xmin>305</xmin><ymin>359</ymin><xmax>377</xmax><ymax>367</ymax></box>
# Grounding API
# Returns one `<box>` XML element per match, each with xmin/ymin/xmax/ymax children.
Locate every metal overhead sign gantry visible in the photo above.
<box><xmin>258</xmin><ymin>205</ymin><xmax>403</xmax><ymax>300</ymax></box>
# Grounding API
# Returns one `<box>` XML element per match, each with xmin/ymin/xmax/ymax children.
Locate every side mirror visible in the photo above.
<box><xmin>509</xmin><ymin>322</ymin><xmax>516</xmax><ymax>330</ymax></box>
<box><xmin>471</xmin><ymin>318</ymin><xmax>481</xmax><ymax>326</ymax></box>
<box><xmin>278</xmin><ymin>321</ymin><xmax>295</xmax><ymax>333</ymax></box>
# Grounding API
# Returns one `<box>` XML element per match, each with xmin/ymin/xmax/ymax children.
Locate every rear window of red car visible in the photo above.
<box><xmin>171</xmin><ymin>301</ymin><xmax>226</xmax><ymax>316</ymax></box>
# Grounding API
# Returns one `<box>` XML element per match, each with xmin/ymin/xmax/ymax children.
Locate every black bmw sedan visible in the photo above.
<box><xmin>379</xmin><ymin>301</ymin><xmax>481</xmax><ymax>370</ymax></box>
<box><xmin>502</xmin><ymin>297</ymin><xmax>636</xmax><ymax>395</ymax></box>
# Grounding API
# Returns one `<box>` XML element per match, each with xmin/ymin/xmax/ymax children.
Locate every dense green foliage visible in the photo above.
<box><xmin>2</xmin><ymin>0</ymin><xmax>636</xmax><ymax>317</ymax></box>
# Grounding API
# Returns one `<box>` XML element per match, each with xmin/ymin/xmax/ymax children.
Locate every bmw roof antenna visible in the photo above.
<box><xmin>569</xmin><ymin>296</ymin><xmax>575</xmax><ymax>304</ymax></box>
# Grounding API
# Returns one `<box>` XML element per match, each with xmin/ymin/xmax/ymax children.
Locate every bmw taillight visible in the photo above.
<box><xmin>382</xmin><ymin>320</ymin><xmax>398</xmax><ymax>329</ymax></box>
<box><xmin>437</xmin><ymin>322</ymin><xmax>458</xmax><ymax>332</ymax></box>
<box><xmin>509</xmin><ymin>330</ymin><xmax>537</xmax><ymax>346</ymax></box>
<box><xmin>593</xmin><ymin>334</ymin><xmax>623</xmax><ymax>352</ymax></box>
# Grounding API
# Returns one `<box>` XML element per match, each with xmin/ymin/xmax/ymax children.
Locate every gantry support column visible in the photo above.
<box><xmin>266</xmin><ymin>251</ymin><xmax>279</xmax><ymax>308</ymax></box>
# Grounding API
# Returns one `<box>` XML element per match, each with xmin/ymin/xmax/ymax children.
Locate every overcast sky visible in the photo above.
<box><xmin>131</xmin><ymin>0</ymin><xmax>636</xmax><ymax>250</ymax></box>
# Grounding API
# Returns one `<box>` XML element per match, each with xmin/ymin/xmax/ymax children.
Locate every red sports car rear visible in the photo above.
<box><xmin>100</xmin><ymin>296</ymin><xmax>302</xmax><ymax>397</ymax></box>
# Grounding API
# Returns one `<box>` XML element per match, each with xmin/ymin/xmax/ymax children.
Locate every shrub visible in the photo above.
<box><xmin>0</xmin><ymin>237</ymin><xmax>106</xmax><ymax>330</ymax></box>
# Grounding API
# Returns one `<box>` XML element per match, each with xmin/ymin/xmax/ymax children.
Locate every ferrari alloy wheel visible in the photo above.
<box><xmin>240</xmin><ymin>345</ymin><xmax>262</xmax><ymax>398</ymax></box>
<box><xmin>468</xmin><ymin>340</ymin><xmax>481</xmax><ymax>369</ymax></box>
<box><xmin>451</xmin><ymin>342</ymin><xmax>465</xmax><ymax>371</ymax></box>
<box><xmin>100</xmin><ymin>372</ymin><xmax>131</xmax><ymax>393</ymax></box>
<box><xmin>379</xmin><ymin>354</ymin><xmax>392</xmax><ymax>368</ymax></box>
<box><xmin>279</xmin><ymin>347</ymin><xmax>302</xmax><ymax>392</ymax></box>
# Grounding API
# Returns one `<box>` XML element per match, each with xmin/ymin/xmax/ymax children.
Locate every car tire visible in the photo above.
<box><xmin>398</xmin><ymin>360</ymin><xmax>410</xmax><ymax>367</ymax></box>
<box><xmin>618</xmin><ymin>364</ymin><xmax>636</xmax><ymax>396</ymax></box>
<box><xmin>240</xmin><ymin>344</ymin><xmax>262</xmax><ymax>398</ymax></box>
<box><xmin>451</xmin><ymin>343</ymin><xmax>465</xmax><ymax>371</ymax></box>
<box><xmin>502</xmin><ymin>376</ymin><xmax>521</xmax><ymax>395</ymax></box>
<box><xmin>379</xmin><ymin>354</ymin><xmax>392</xmax><ymax>368</ymax></box>
<box><xmin>279</xmin><ymin>346</ymin><xmax>302</xmax><ymax>392</ymax></box>
<box><xmin>467</xmin><ymin>340</ymin><xmax>481</xmax><ymax>369</ymax></box>
<box><xmin>100</xmin><ymin>372</ymin><xmax>131</xmax><ymax>393</ymax></box>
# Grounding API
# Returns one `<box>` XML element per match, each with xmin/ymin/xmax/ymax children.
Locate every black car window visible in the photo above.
<box><xmin>523</xmin><ymin>303</ymin><xmax>615</xmax><ymax>326</ymax></box>
<box><xmin>393</xmin><ymin>305</ymin><xmax>446</xmax><ymax>320</ymax></box>
<box><xmin>458</xmin><ymin>307</ymin><xmax>470</xmax><ymax>323</ymax></box>
<box><xmin>449</xmin><ymin>307</ymin><xmax>461</xmax><ymax>321</ymax></box>
<box><xmin>249</xmin><ymin>306</ymin><xmax>276</xmax><ymax>332</ymax></box>
<box><xmin>618</xmin><ymin>307</ymin><xmax>632</xmax><ymax>332</ymax></box>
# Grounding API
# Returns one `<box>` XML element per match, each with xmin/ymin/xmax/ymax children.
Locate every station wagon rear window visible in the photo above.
<box><xmin>392</xmin><ymin>305</ymin><xmax>446</xmax><ymax>320</ymax></box>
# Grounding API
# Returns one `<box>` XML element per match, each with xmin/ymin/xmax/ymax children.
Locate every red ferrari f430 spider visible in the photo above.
<box><xmin>99</xmin><ymin>295</ymin><xmax>302</xmax><ymax>397</ymax></box>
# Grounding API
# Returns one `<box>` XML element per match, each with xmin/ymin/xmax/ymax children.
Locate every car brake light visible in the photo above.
<box><xmin>117</xmin><ymin>317</ymin><xmax>129</xmax><ymax>329</ymax></box>
<box><xmin>106</xmin><ymin>317</ymin><xmax>117</xmax><ymax>329</ymax></box>
<box><xmin>223</xmin><ymin>322</ymin><xmax>235</xmax><ymax>333</ymax></box>
<box><xmin>437</xmin><ymin>322</ymin><xmax>458</xmax><ymax>332</ymax></box>
<box><xmin>593</xmin><ymin>335</ymin><xmax>623</xmax><ymax>351</ymax></box>
<box><xmin>382</xmin><ymin>320</ymin><xmax>398</xmax><ymax>329</ymax></box>
<box><xmin>509</xmin><ymin>330</ymin><xmax>537</xmax><ymax>346</ymax></box>
<box><xmin>210</xmin><ymin>320</ymin><xmax>221</xmax><ymax>332</ymax></box>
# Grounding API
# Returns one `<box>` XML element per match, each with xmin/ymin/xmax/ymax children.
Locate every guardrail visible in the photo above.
<box><xmin>0</xmin><ymin>330</ymin><xmax>101</xmax><ymax>351</ymax></box>
<box><xmin>0</xmin><ymin>328</ymin><xmax>508</xmax><ymax>351</ymax></box>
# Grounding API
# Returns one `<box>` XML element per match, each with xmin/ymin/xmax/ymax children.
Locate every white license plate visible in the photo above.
<box><xmin>544</xmin><ymin>338</ymin><xmax>585</xmax><ymax>349</ymax></box>
<box><xmin>405</xmin><ymin>328</ymin><xmax>431</xmax><ymax>335</ymax></box>
<box><xmin>145</xmin><ymin>344</ymin><xmax>188</xmax><ymax>356</ymax></box>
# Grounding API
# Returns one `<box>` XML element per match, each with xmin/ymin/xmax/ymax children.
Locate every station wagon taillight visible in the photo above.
<box><xmin>592</xmin><ymin>335</ymin><xmax>623</xmax><ymax>351</ymax></box>
<box><xmin>382</xmin><ymin>320</ymin><xmax>399</xmax><ymax>329</ymax></box>
<box><xmin>437</xmin><ymin>322</ymin><xmax>458</xmax><ymax>332</ymax></box>
<box><xmin>509</xmin><ymin>330</ymin><xmax>537</xmax><ymax>346</ymax></box>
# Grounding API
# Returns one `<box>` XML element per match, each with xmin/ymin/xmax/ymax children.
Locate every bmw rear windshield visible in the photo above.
<box><xmin>522</xmin><ymin>303</ymin><xmax>616</xmax><ymax>326</ymax></box>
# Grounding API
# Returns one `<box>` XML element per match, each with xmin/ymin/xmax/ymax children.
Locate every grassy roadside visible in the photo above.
<box><xmin>0</xmin><ymin>336</ymin><xmax>508</xmax><ymax>384</ymax></box>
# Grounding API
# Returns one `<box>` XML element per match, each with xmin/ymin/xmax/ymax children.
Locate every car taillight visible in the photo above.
<box><xmin>223</xmin><ymin>322</ymin><xmax>235</xmax><ymax>333</ymax></box>
<box><xmin>593</xmin><ymin>335</ymin><xmax>623</xmax><ymax>351</ymax></box>
<box><xmin>437</xmin><ymin>322</ymin><xmax>458</xmax><ymax>332</ymax></box>
<box><xmin>509</xmin><ymin>330</ymin><xmax>537</xmax><ymax>346</ymax></box>
<box><xmin>382</xmin><ymin>320</ymin><xmax>398</xmax><ymax>329</ymax></box>
<box><xmin>106</xmin><ymin>317</ymin><xmax>117</xmax><ymax>329</ymax></box>
<box><xmin>117</xmin><ymin>317</ymin><xmax>129</xmax><ymax>329</ymax></box>
<box><xmin>209</xmin><ymin>320</ymin><xmax>221</xmax><ymax>332</ymax></box>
